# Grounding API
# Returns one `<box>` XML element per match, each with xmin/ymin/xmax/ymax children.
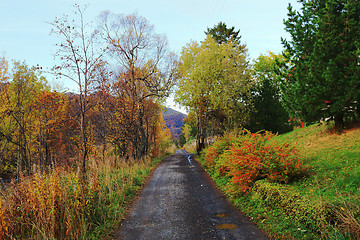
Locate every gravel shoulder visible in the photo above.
<box><xmin>116</xmin><ymin>150</ymin><xmax>268</xmax><ymax>240</ymax></box>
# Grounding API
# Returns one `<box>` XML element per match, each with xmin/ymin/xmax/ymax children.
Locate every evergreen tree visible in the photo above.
<box><xmin>280</xmin><ymin>0</ymin><xmax>360</xmax><ymax>129</ymax></box>
<box><xmin>205</xmin><ymin>21</ymin><xmax>241</xmax><ymax>45</ymax></box>
<box><xmin>249</xmin><ymin>52</ymin><xmax>291</xmax><ymax>134</ymax></box>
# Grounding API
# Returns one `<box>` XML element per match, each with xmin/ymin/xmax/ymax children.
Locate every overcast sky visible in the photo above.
<box><xmin>0</xmin><ymin>0</ymin><xmax>300</xmax><ymax>113</ymax></box>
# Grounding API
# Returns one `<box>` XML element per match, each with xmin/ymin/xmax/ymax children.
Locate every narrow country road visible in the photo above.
<box><xmin>116</xmin><ymin>150</ymin><xmax>268</xmax><ymax>240</ymax></box>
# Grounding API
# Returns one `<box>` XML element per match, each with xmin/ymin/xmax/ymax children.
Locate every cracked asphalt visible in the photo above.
<box><xmin>116</xmin><ymin>149</ymin><xmax>268</xmax><ymax>240</ymax></box>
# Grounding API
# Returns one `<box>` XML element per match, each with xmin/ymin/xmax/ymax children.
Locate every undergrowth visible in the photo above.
<box><xmin>0</xmin><ymin>152</ymin><xmax>163</xmax><ymax>239</ymax></box>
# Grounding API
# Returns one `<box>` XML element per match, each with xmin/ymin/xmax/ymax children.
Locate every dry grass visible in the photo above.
<box><xmin>0</xmin><ymin>149</ymin><xmax>163</xmax><ymax>239</ymax></box>
<box><xmin>334</xmin><ymin>199</ymin><xmax>360</xmax><ymax>239</ymax></box>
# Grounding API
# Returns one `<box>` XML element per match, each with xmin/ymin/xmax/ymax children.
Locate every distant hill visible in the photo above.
<box><xmin>162</xmin><ymin>108</ymin><xmax>186</xmax><ymax>139</ymax></box>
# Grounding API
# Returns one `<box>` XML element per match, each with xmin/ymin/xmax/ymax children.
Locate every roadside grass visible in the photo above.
<box><xmin>0</xmin><ymin>151</ymin><xmax>165</xmax><ymax>239</ymax></box>
<box><xmin>182</xmin><ymin>138</ymin><xmax>197</xmax><ymax>154</ymax></box>
<box><xmin>197</xmin><ymin>123</ymin><xmax>360</xmax><ymax>239</ymax></box>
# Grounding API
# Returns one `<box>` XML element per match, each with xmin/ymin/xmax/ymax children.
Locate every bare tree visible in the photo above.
<box><xmin>50</xmin><ymin>4</ymin><xmax>107</xmax><ymax>174</ymax></box>
<box><xmin>99</xmin><ymin>12</ymin><xmax>179</xmax><ymax>157</ymax></box>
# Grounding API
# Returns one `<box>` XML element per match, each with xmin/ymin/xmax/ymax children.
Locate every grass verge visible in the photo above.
<box><xmin>197</xmin><ymin>123</ymin><xmax>360</xmax><ymax>239</ymax></box>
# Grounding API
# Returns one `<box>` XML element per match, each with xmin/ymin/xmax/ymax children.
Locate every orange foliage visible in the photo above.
<box><xmin>0</xmin><ymin>168</ymin><xmax>100</xmax><ymax>239</ymax></box>
<box><xmin>32</xmin><ymin>91</ymin><xmax>75</xmax><ymax>167</ymax></box>
<box><xmin>203</xmin><ymin>131</ymin><xmax>308</xmax><ymax>196</ymax></box>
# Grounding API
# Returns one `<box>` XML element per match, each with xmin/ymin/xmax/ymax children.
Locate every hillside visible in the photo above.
<box><xmin>162</xmin><ymin>108</ymin><xmax>186</xmax><ymax>139</ymax></box>
<box><xmin>197</xmin><ymin>122</ymin><xmax>360</xmax><ymax>239</ymax></box>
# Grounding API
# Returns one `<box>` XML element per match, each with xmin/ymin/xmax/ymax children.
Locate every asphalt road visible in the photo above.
<box><xmin>116</xmin><ymin>150</ymin><xmax>268</xmax><ymax>240</ymax></box>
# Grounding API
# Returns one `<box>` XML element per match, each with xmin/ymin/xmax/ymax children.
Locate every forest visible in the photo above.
<box><xmin>0</xmin><ymin>5</ymin><xmax>177</xmax><ymax>239</ymax></box>
<box><xmin>0</xmin><ymin>6</ymin><xmax>177</xmax><ymax>179</ymax></box>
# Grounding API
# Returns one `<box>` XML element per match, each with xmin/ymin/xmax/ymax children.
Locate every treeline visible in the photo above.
<box><xmin>178</xmin><ymin>0</ymin><xmax>360</xmax><ymax>153</ymax></box>
<box><xmin>0</xmin><ymin>5</ymin><xmax>178</xmax><ymax>178</ymax></box>
<box><xmin>177</xmin><ymin>23</ymin><xmax>293</xmax><ymax>153</ymax></box>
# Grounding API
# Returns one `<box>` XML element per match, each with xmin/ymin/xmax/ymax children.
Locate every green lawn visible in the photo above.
<box><xmin>277</xmin><ymin>123</ymin><xmax>360</xmax><ymax>201</ymax></box>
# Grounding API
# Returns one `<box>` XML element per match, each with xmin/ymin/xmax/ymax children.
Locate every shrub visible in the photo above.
<box><xmin>202</xmin><ymin>130</ymin><xmax>308</xmax><ymax>196</ymax></box>
<box><xmin>203</xmin><ymin>134</ymin><xmax>233</xmax><ymax>170</ymax></box>
<box><xmin>0</xmin><ymin>153</ymin><xmax>163</xmax><ymax>239</ymax></box>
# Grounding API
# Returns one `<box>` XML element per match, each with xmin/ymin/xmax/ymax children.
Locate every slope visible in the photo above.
<box><xmin>198</xmin><ymin>122</ymin><xmax>360</xmax><ymax>239</ymax></box>
<box><xmin>162</xmin><ymin>108</ymin><xmax>186</xmax><ymax>139</ymax></box>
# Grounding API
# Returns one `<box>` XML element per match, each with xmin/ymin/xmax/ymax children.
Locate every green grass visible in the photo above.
<box><xmin>276</xmin><ymin>123</ymin><xmax>360</xmax><ymax>201</ymax></box>
<box><xmin>198</xmin><ymin>122</ymin><xmax>360</xmax><ymax>239</ymax></box>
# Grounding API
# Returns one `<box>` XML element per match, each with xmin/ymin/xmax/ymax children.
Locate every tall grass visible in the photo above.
<box><xmin>0</xmin><ymin>150</ymin><xmax>163</xmax><ymax>239</ymax></box>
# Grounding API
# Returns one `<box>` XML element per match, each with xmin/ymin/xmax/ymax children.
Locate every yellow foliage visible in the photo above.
<box><xmin>0</xmin><ymin>56</ymin><xmax>9</xmax><ymax>82</ymax></box>
<box><xmin>151</xmin><ymin>112</ymin><xmax>173</xmax><ymax>157</ymax></box>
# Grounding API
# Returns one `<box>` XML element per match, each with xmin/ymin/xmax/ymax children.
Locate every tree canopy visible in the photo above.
<box><xmin>248</xmin><ymin>52</ymin><xmax>291</xmax><ymax>134</ymax></box>
<box><xmin>175</xmin><ymin>35</ymin><xmax>252</xmax><ymax>153</ymax></box>
<box><xmin>205</xmin><ymin>21</ymin><xmax>241</xmax><ymax>45</ymax></box>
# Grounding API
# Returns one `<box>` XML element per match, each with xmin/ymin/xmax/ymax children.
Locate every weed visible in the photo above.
<box><xmin>0</xmin><ymin>150</ymin><xmax>164</xmax><ymax>239</ymax></box>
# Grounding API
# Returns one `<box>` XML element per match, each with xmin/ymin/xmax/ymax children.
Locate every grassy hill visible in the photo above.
<box><xmin>271</xmin><ymin>123</ymin><xmax>360</xmax><ymax>238</ymax></box>
<box><xmin>277</xmin><ymin>123</ymin><xmax>360</xmax><ymax>199</ymax></box>
<box><xmin>198</xmin><ymin>122</ymin><xmax>360</xmax><ymax>239</ymax></box>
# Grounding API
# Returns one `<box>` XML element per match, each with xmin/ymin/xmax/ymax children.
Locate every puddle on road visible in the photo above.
<box><xmin>187</xmin><ymin>155</ymin><xmax>196</xmax><ymax>169</ymax></box>
<box><xmin>216</xmin><ymin>213</ymin><xmax>229</xmax><ymax>218</ymax></box>
<box><xmin>215</xmin><ymin>223</ymin><xmax>238</xmax><ymax>230</ymax></box>
<box><xmin>187</xmin><ymin>155</ymin><xmax>192</xmax><ymax>164</ymax></box>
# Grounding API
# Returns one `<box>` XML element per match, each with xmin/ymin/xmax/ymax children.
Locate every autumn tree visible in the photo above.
<box><xmin>175</xmin><ymin>35</ymin><xmax>252</xmax><ymax>153</ymax></box>
<box><xmin>0</xmin><ymin>56</ymin><xmax>9</xmax><ymax>83</ymax></box>
<box><xmin>179</xmin><ymin>112</ymin><xmax>197</xmax><ymax>146</ymax></box>
<box><xmin>205</xmin><ymin>22</ymin><xmax>250</xmax><ymax>133</ymax></box>
<box><xmin>0</xmin><ymin>62</ymin><xmax>48</xmax><ymax>176</ymax></box>
<box><xmin>280</xmin><ymin>0</ymin><xmax>360</xmax><ymax>129</ymax></box>
<box><xmin>51</xmin><ymin>4</ymin><xmax>107</xmax><ymax>174</ymax></box>
<box><xmin>32</xmin><ymin>90</ymin><xmax>73</xmax><ymax>167</ymax></box>
<box><xmin>100</xmin><ymin>12</ymin><xmax>179</xmax><ymax>157</ymax></box>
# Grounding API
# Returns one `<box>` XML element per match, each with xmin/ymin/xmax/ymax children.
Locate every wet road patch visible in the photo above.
<box><xmin>215</xmin><ymin>223</ymin><xmax>238</xmax><ymax>230</ymax></box>
<box><xmin>216</xmin><ymin>213</ymin><xmax>229</xmax><ymax>218</ymax></box>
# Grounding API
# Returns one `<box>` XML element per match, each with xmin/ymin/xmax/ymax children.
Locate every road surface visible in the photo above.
<box><xmin>116</xmin><ymin>150</ymin><xmax>267</xmax><ymax>240</ymax></box>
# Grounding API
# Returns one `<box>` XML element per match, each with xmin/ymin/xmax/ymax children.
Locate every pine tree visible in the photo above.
<box><xmin>280</xmin><ymin>0</ymin><xmax>360</xmax><ymax>129</ymax></box>
<box><xmin>205</xmin><ymin>22</ymin><xmax>241</xmax><ymax>45</ymax></box>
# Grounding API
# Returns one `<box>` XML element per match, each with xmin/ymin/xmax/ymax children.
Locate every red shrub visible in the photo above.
<box><xmin>205</xmin><ymin>131</ymin><xmax>307</xmax><ymax>196</ymax></box>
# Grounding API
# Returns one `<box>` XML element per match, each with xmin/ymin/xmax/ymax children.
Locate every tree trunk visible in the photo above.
<box><xmin>80</xmin><ymin>94</ymin><xmax>88</xmax><ymax>176</ymax></box>
<box><xmin>138</xmin><ymin>114</ymin><xmax>148</xmax><ymax>157</ymax></box>
<box><xmin>334</xmin><ymin>113</ymin><xmax>344</xmax><ymax>130</ymax></box>
<box><xmin>196</xmin><ymin>113</ymin><xmax>206</xmax><ymax>155</ymax></box>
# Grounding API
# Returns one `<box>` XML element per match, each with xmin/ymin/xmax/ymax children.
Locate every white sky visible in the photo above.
<box><xmin>0</xmin><ymin>0</ymin><xmax>301</xmax><ymax>114</ymax></box>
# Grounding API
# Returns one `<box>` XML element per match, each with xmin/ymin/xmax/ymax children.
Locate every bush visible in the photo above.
<box><xmin>202</xmin><ymin>130</ymin><xmax>308</xmax><ymax>196</ymax></box>
<box><xmin>203</xmin><ymin>134</ymin><xmax>233</xmax><ymax>170</ymax></box>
